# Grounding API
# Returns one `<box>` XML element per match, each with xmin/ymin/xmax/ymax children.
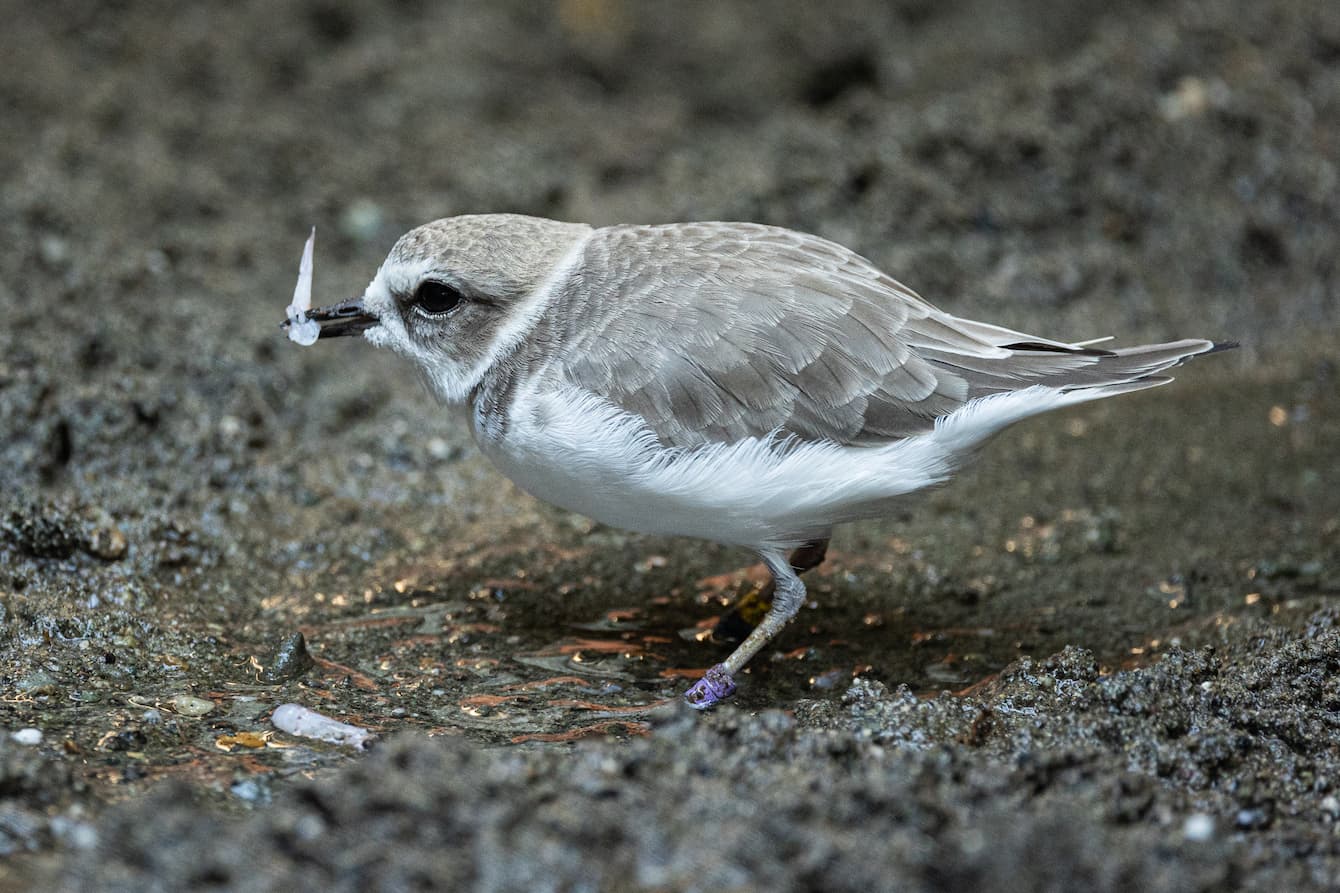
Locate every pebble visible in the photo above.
<box><xmin>426</xmin><ymin>437</ymin><xmax>460</xmax><ymax>462</ymax></box>
<box><xmin>1158</xmin><ymin>76</ymin><xmax>1229</xmax><ymax>121</ymax></box>
<box><xmin>38</xmin><ymin>234</ymin><xmax>69</xmax><ymax>266</ymax></box>
<box><xmin>88</xmin><ymin>524</ymin><xmax>128</xmax><ymax>561</ymax></box>
<box><xmin>230</xmin><ymin>777</ymin><xmax>273</xmax><ymax>805</ymax></box>
<box><xmin>260</xmin><ymin>632</ymin><xmax>314</xmax><ymax>683</ymax></box>
<box><xmin>11</xmin><ymin>728</ymin><xmax>43</xmax><ymax>746</ymax></box>
<box><xmin>144</xmin><ymin>248</ymin><xmax>170</xmax><ymax>276</ymax></box>
<box><xmin>219</xmin><ymin>415</ymin><xmax>243</xmax><ymax>438</ymax></box>
<box><xmin>292</xmin><ymin>813</ymin><xmax>326</xmax><ymax>842</ymax></box>
<box><xmin>1182</xmin><ymin>813</ymin><xmax>1214</xmax><ymax>842</ymax></box>
<box><xmin>171</xmin><ymin>695</ymin><xmax>215</xmax><ymax>717</ymax></box>
<box><xmin>49</xmin><ymin>816</ymin><xmax>99</xmax><ymax>850</ymax></box>
<box><xmin>1234</xmin><ymin>808</ymin><xmax>1268</xmax><ymax>830</ymax></box>
<box><xmin>16</xmin><ymin>671</ymin><xmax>60</xmax><ymax>696</ymax></box>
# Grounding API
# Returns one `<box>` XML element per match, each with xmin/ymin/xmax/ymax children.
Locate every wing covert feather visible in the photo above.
<box><xmin>549</xmin><ymin>223</ymin><xmax>983</xmax><ymax>447</ymax></box>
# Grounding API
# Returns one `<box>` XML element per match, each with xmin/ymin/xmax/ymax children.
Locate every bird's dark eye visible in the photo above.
<box><xmin>413</xmin><ymin>281</ymin><xmax>464</xmax><ymax>316</ymax></box>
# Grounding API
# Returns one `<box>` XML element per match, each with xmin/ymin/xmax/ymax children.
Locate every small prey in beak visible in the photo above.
<box><xmin>290</xmin><ymin>298</ymin><xmax>378</xmax><ymax>339</ymax></box>
<box><xmin>281</xmin><ymin>228</ymin><xmax>377</xmax><ymax>344</ymax></box>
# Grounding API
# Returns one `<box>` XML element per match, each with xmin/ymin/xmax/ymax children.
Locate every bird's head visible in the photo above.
<box><xmin>288</xmin><ymin>213</ymin><xmax>591</xmax><ymax>402</ymax></box>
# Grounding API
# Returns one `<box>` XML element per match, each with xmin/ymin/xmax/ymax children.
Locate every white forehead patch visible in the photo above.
<box><xmin>360</xmin><ymin>254</ymin><xmax>438</xmax><ymax>350</ymax></box>
<box><xmin>364</xmin><ymin>255</ymin><xmax>440</xmax><ymax>315</ymax></box>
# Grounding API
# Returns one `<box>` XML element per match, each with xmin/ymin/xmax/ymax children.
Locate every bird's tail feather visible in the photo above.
<box><xmin>928</xmin><ymin>338</ymin><xmax>1234</xmax><ymax>457</ymax></box>
<box><xmin>927</xmin><ymin>337</ymin><xmax>1234</xmax><ymax>399</ymax></box>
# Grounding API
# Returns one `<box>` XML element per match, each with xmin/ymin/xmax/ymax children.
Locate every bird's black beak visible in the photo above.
<box><xmin>281</xmin><ymin>298</ymin><xmax>378</xmax><ymax>339</ymax></box>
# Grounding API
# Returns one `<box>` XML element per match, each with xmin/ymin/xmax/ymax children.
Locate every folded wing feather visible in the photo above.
<box><xmin>553</xmin><ymin>223</ymin><xmax>1213</xmax><ymax>449</ymax></box>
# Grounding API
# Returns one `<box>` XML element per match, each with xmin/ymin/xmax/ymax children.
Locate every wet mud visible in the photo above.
<box><xmin>1</xmin><ymin>1</ymin><xmax>1338</xmax><ymax>889</ymax></box>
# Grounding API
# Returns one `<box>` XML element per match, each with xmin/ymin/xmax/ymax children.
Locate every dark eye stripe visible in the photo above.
<box><xmin>413</xmin><ymin>281</ymin><xmax>463</xmax><ymax>315</ymax></box>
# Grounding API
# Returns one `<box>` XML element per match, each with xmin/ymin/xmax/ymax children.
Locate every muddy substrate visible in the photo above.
<box><xmin>2</xmin><ymin>0</ymin><xmax>1339</xmax><ymax>890</ymax></box>
<box><xmin>22</xmin><ymin>619</ymin><xmax>1340</xmax><ymax>892</ymax></box>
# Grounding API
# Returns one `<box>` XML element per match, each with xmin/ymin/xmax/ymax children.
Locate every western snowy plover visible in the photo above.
<box><xmin>283</xmin><ymin>214</ymin><xmax>1233</xmax><ymax>708</ymax></box>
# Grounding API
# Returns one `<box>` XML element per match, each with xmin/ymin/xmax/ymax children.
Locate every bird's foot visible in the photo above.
<box><xmin>682</xmin><ymin>663</ymin><xmax>736</xmax><ymax>710</ymax></box>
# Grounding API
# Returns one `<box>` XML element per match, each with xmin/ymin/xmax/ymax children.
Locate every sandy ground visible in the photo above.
<box><xmin>1</xmin><ymin>0</ymin><xmax>1338</xmax><ymax>889</ymax></box>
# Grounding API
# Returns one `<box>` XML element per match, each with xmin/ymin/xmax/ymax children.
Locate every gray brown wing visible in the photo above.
<box><xmin>546</xmin><ymin>222</ymin><xmax>1185</xmax><ymax>449</ymax></box>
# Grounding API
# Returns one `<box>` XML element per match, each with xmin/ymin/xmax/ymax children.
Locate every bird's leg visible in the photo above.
<box><xmin>684</xmin><ymin>548</ymin><xmax>816</xmax><ymax>709</ymax></box>
<box><xmin>712</xmin><ymin>538</ymin><xmax>829</xmax><ymax>640</ymax></box>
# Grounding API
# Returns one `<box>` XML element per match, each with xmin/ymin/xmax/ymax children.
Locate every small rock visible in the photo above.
<box><xmin>171</xmin><ymin>695</ymin><xmax>215</xmax><ymax>717</ymax></box>
<box><xmin>11</xmin><ymin>728</ymin><xmax>43</xmax><ymax>746</ymax></box>
<box><xmin>1158</xmin><ymin>76</ymin><xmax>1229</xmax><ymax>121</ymax></box>
<box><xmin>1234</xmin><ymin>808</ymin><xmax>1269</xmax><ymax>830</ymax></box>
<box><xmin>38</xmin><ymin>234</ymin><xmax>69</xmax><ymax>267</ymax></box>
<box><xmin>292</xmin><ymin>813</ymin><xmax>325</xmax><ymax>841</ymax></box>
<box><xmin>426</xmin><ymin>437</ymin><xmax>460</xmax><ymax>462</ymax></box>
<box><xmin>1182</xmin><ymin>813</ymin><xmax>1214</xmax><ymax>842</ymax></box>
<box><xmin>16</xmin><ymin>671</ymin><xmax>60</xmax><ymax>696</ymax></box>
<box><xmin>219</xmin><ymin>415</ymin><xmax>243</xmax><ymax>438</ymax></box>
<box><xmin>230</xmin><ymin>776</ymin><xmax>273</xmax><ymax>805</ymax></box>
<box><xmin>144</xmin><ymin>248</ymin><xmax>170</xmax><ymax>276</ymax></box>
<box><xmin>88</xmin><ymin>524</ymin><xmax>128</xmax><ymax>561</ymax></box>
<box><xmin>104</xmin><ymin>728</ymin><xmax>147</xmax><ymax>752</ymax></box>
<box><xmin>49</xmin><ymin>817</ymin><xmax>98</xmax><ymax>850</ymax></box>
<box><xmin>260</xmin><ymin>632</ymin><xmax>314</xmax><ymax>684</ymax></box>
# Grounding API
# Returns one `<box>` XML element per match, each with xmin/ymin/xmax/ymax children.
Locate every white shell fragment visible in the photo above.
<box><xmin>11</xmin><ymin>728</ymin><xmax>43</xmax><ymax>746</ymax></box>
<box><xmin>271</xmin><ymin>703</ymin><xmax>373</xmax><ymax>750</ymax></box>
<box><xmin>285</xmin><ymin>227</ymin><xmax>321</xmax><ymax>346</ymax></box>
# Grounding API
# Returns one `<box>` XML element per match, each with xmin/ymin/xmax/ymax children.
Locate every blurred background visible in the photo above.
<box><xmin>1</xmin><ymin>1</ymin><xmax>1337</xmax><ymax>889</ymax></box>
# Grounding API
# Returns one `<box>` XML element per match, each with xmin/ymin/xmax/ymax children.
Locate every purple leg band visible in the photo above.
<box><xmin>682</xmin><ymin>663</ymin><xmax>737</xmax><ymax>709</ymax></box>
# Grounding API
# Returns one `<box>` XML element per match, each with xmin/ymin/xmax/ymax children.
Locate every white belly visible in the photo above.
<box><xmin>470</xmin><ymin>384</ymin><xmax>1072</xmax><ymax>551</ymax></box>
<box><xmin>474</xmin><ymin>392</ymin><xmax>794</xmax><ymax>548</ymax></box>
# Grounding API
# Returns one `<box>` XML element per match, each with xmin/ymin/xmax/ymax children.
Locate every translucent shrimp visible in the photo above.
<box><xmin>285</xmin><ymin>227</ymin><xmax>321</xmax><ymax>346</ymax></box>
